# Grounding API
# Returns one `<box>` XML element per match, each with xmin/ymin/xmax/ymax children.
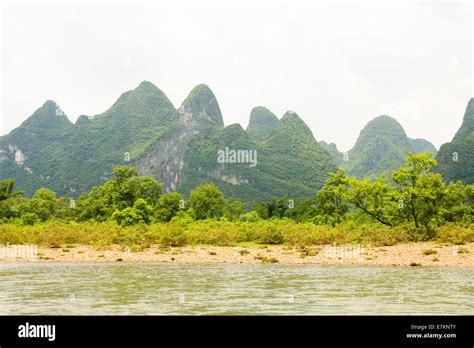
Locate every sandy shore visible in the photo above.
<box><xmin>0</xmin><ymin>242</ymin><xmax>473</xmax><ymax>267</ymax></box>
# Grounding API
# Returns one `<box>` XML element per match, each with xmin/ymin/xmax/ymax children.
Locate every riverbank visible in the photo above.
<box><xmin>1</xmin><ymin>242</ymin><xmax>472</xmax><ymax>267</ymax></box>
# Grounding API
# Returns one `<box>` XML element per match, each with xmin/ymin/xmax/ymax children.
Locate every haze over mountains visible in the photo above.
<box><xmin>0</xmin><ymin>81</ymin><xmax>471</xmax><ymax>201</ymax></box>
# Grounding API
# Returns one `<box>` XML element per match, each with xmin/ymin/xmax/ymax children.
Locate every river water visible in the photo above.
<box><xmin>0</xmin><ymin>263</ymin><xmax>472</xmax><ymax>315</ymax></box>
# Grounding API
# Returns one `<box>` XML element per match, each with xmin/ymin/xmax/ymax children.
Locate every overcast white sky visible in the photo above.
<box><xmin>1</xmin><ymin>1</ymin><xmax>472</xmax><ymax>151</ymax></box>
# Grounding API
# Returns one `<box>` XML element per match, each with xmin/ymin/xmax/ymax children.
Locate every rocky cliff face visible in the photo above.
<box><xmin>137</xmin><ymin>84</ymin><xmax>223</xmax><ymax>192</ymax></box>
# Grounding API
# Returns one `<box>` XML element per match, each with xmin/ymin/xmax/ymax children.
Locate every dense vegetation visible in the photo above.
<box><xmin>0</xmin><ymin>81</ymin><xmax>337</xmax><ymax>203</ymax></box>
<box><xmin>246</xmin><ymin>106</ymin><xmax>279</xmax><ymax>140</ymax></box>
<box><xmin>436</xmin><ymin>98</ymin><xmax>474</xmax><ymax>184</ymax></box>
<box><xmin>179</xmin><ymin>110</ymin><xmax>338</xmax><ymax>202</ymax></box>
<box><xmin>0</xmin><ymin>80</ymin><xmax>470</xmax><ymax>208</ymax></box>
<box><xmin>0</xmin><ymin>82</ymin><xmax>177</xmax><ymax>196</ymax></box>
<box><xmin>341</xmin><ymin>115</ymin><xmax>438</xmax><ymax>179</ymax></box>
<box><xmin>0</xmin><ymin>153</ymin><xmax>472</xmax><ymax>248</ymax></box>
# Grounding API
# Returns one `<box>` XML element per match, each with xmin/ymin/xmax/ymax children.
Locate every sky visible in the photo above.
<box><xmin>1</xmin><ymin>0</ymin><xmax>472</xmax><ymax>152</ymax></box>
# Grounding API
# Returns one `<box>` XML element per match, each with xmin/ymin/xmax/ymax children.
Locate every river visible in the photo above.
<box><xmin>0</xmin><ymin>263</ymin><xmax>472</xmax><ymax>315</ymax></box>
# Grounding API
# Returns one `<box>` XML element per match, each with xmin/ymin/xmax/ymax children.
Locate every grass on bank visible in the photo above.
<box><xmin>0</xmin><ymin>220</ymin><xmax>472</xmax><ymax>251</ymax></box>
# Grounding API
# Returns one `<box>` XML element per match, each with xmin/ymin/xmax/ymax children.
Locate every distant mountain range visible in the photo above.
<box><xmin>0</xmin><ymin>81</ymin><xmax>471</xmax><ymax>201</ymax></box>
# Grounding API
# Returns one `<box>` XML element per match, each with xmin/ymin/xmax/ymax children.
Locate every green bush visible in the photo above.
<box><xmin>0</xmin><ymin>220</ymin><xmax>471</xmax><ymax>248</ymax></box>
<box><xmin>436</xmin><ymin>223</ymin><xmax>474</xmax><ymax>245</ymax></box>
<box><xmin>158</xmin><ymin>225</ymin><xmax>188</xmax><ymax>247</ymax></box>
<box><xmin>22</xmin><ymin>213</ymin><xmax>39</xmax><ymax>226</ymax></box>
<box><xmin>257</xmin><ymin>224</ymin><xmax>284</xmax><ymax>244</ymax></box>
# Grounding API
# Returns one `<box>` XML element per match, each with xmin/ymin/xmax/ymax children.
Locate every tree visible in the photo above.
<box><xmin>118</xmin><ymin>176</ymin><xmax>162</xmax><ymax>209</ymax></box>
<box><xmin>289</xmin><ymin>198</ymin><xmax>319</xmax><ymax>223</ymax></box>
<box><xmin>76</xmin><ymin>165</ymin><xmax>162</xmax><ymax>221</ymax></box>
<box><xmin>223</xmin><ymin>198</ymin><xmax>245</xmax><ymax>221</ymax></box>
<box><xmin>76</xmin><ymin>186</ymin><xmax>114</xmax><ymax>222</ymax></box>
<box><xmin>316</xmin><ymin>169</ymin><xmax>396</xmax><ymax>226</ymax></box>
<box><xmin>343</xmin><ymin>176</ymin><xmax>396</xmax><ymax>226</ymax></box>
<box><xmin>112</xmin><ymin>166</ymin><xmax>139</xmax><ymax>183</ymax></box>
<box><xmin>0</xmin><ymin>196</ymin><xmax>27</xmax><ymax>219</ymax></box>
<box><xmin>392</xmin><ymin>152</ymin><xmax>445</xmax><ymax>228</ymax></box>
<box><xmin>317</xmin><ymin>169</ymin><xmax>349</xmax><ymax>223</ymax></box>
<box><xmin>240</xmin><ymin>211</ymin><xmax>261</xmax><ymax>222</ymax></box>
<box><xmin>155</xmin><ymin>192</ymin><xmax>183</xmax><ymax>222</ymax></box>
<box><xmin>437</xmin><ymin>181</ymin><xmax>473</xmax><ymax>223</ymax></box>
<box><xmin>112</xmin><ymin>198</ymin><xmax>153</xmax><ymax>226</ymax></box>
<box><xmin>189</xmin><ymin>183</ymin><xmax>224</xmax><ymax>220</ymax></box>
<box><xmin>0</xmin><ymin>179</ymin><xmax>23</xmax><ymax>201</ymax></box>
<box><xmin>20</xmin><ymin>188</ymin><xmax>59</xmax><ymax>222</ymax></box>
<box><xmin>262</xmin><ymin>198</ymin><xmax>290</xmax><ymax>219</ymax></box>
<box><xmin>252</xmin><ymin>201</ymin><xmax>269</xmax><ymax>219</ymax></box>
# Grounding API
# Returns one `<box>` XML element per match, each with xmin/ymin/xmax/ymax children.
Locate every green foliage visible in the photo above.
<box><xmin>314</xmin><ymin>153</ymin><xmax>472</xmax><ymax>231</ymax></box>
<box><xmin>262</xmin><ymin>198</ymin><xmax>290</xmax><ymax>218</ymax></box>
<box><xmin>439</xmin><ymin>182</ymin><xmax>474</xmax><ymax>224</ymax></box>
<box><xmin>435</xmin><ymin>223</ymin><xmax>474</xmax><ymax>245</ymax></box>
<box><xmin>0</xmin><ymin>83</ymin><xmax>339</xmax><ymax>204</ymax></box>
<box><xmin>21</xmin><ymin>212</ymin><xmax>39</xmax><ymax>225</ymax></box>
<box><xmin>409</xmin><ymin>138</ymin><xmax>438</xmax><ymax>156</ymax></box>
<box><xmin>317</xmin><ymin>170</ymin><xmax>349</xmax><ymax>224</ymax></box>
<box><xmin>257</xmin><ymin>225</ymin><xmax>284</xmax><ymax>244</ymax></box>
<box><xmin>436</xmin><ymin>98</ymin><xmax>474</xmax><ymax>184</ymax></box>
<box><xmin>343</xmin><ymin>176</ymin><xmax>396</xmax><ymax>226</ymax></box>
<box><xmin>0</xmin><ymin>152</ymin><xmax>471</xmax><ymax>248</ymax></box>
<box><xmin>178</xmin><ymin>110</ymin><xmax>337</xmax><ymax>203</ymax></box>
<box><xmin>0</xmin><ymin>179</ymin><xmax>27</xmax><ymax>219</ymax></box>
<box><xmin>223</xmin><ymin>198</ymin><xmax>245</xmax><ymax>221</ymax></box>
<box><xmin>254</xmin><ymin>255</ymin><xmax>279</xmax><ymax>263</ymax></box>
<box><xmin>0</xmin><ymin>196</ymin><xmax>27</xmax><ymax>219</ymax></box>
<box><xmin>392</xmin><ymin>153</ymin><xmax>444</xmax><ymax>229</ymax></box>
<box><xmin>239</xmin><ymin>211</ymin><xmax>261</xmax><ymax>222</ymax></box>
<box><xmin>1</xmin><ymin>220</ymin><xmax>470</xmax><ymax>249</ymax></box>
<box><xmin>76</xmin><ymin>165</ymin><xmax>162</xmax><ymax>222</ymax></box>
<box><xmin>20</xmin><ymin>188</ymin><xmax>59</xmax><ymax>222</ymax></box>
<box><xmin>246</xmin><ymin>106</ymin><xmax>279</xmax><ymax>140</ymax></box>
<box><xmin>0</xmin><ymin>83</ymin><xmax>176</xmax><ymax>197</ymax></box>
<box><xmin>0</xmin><ymin>179</ymin><xmax>23</xmax><ymax>200</ymax></box>
<box><xmin>189</xmin><ymin>183</ymin><xmax>224</xmax><ymax>220</ymax></box>
<box><xmin>112</xmin><ymin>198</ymin><xmax>153</xmax><ymax>226</ymax></box>
<box><xmin>181</xmin><ymin>84</ymin><xmax>224</xmax><ymax>127</ymax></box>
<box><xmin>256</xmin><ymin>111</ymin><xmax>337</xmax><ymax>198</ymax></box>
<box><xmin>343</xmin><ymin>115</ymin><xmax>437</xmax><ymax>179</ymax></box>
<box><xmin>155</xmin><ymin>192</ymin><xmax>183</xmax><ymax>222</ymax></box>
<box><xmin>319</xmin><ymin>141</ymin><xmax>344</xmax><ymax>166</ymax></box>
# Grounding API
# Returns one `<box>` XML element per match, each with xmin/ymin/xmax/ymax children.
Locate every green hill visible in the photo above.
<box><xmin>246</xmin><ymin>106</ymin><xmax>279</xmax><ymax>140</ymax></box>
<box><xmin>435</xmin><ymin>98</ymin><xmax>474</xmax><ymax>184</ymax></box>
<box><xmin>0</xmin><ymin>81</ymin><xmax>177</xmax><ymax>196</ymax></box>
<box><xmin>319</xmin><ymin>141</ymin><xmax>344</xmax><ymax>166</ymax></box>
<box><xmin>0</xmin><ymin>81</ymin><xmax>337</xmax><ymax>202</ymax></box>
<box><xmin>0</xmin><ymin>100</ymin><xmax>73</xmax><ymax>195</ymax></box>
<box><xmin>178</xmin><ymin>110</ymin><xmax>337</xmax><ymax>202</ymax></box>
<box><xmin>409</xmin><ymin>138</ymin><xmax>438</xmax><ymax>156</ymax></box>
<box><xmin>343</xmin><ymin>115</ymin><xmax>437</xmax><ymax>179</ymax></box>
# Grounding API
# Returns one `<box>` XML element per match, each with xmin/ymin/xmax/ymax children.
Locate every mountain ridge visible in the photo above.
<box><xmin>0</xmin><ymin>81</ymin><xmax>454</xmax><ymax>201</ymax></box>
